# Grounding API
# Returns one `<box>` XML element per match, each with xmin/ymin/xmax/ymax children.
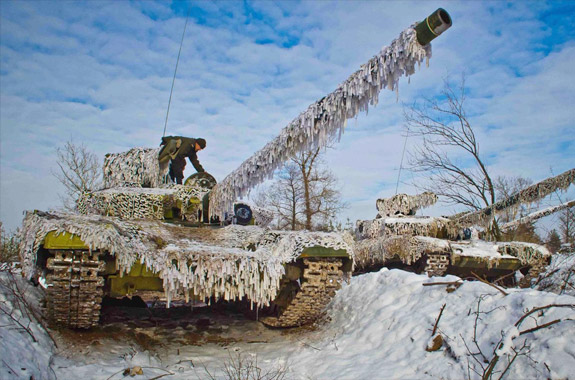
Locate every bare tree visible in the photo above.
<box><xmin>0</xmin><ymin>223</ymin><xmax>21</xmax><ymax>263</ymax></box>
<box><xmin>53</xmin><ymin>140</ymin><xmax>102</xmax><ymax>210</ymax></box>
<box><xmin>404</xmin><ymin>76</ymin><xmax>499</xmax><ymax>238</ymax></box>
<box><xmin>294</xmin><ymin>147</ymin><xmax>346</xmax><ymax>230</ymax></box>
<box><xmin>494</xmin><ymin>176</ymin><xmax>542</xmax><ymax>243</ymax></box>
<box><xmin>495</xmin><ymin>176</ymin><xmax>533</xmax><ymax>223</ymax></box>
<box><xmin>258</xmin><ymin>147</ymin><xmax>346</xmax><ymax>231</ymax></box>
<box><xmin>261</xmin><ymin>164</ymin><xmax>304</xmax><ymax>230</ymax></box>
<box><xmin>558</xmin><ymin>207</ymin><xmax>575</xmax><ymax>246</ymax></box>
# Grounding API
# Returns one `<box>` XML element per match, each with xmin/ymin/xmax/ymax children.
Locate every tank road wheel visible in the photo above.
<box><xmin>423</xmin><ymin>252</ymin><xmax>450</xmax><ymax>277</ymax></box>
<box><xmin>261</xmin><ymin>258</ymin><xmax>345</xmax><ymax>328</ymax></box>
<box><xmin>45</xmin><ymin>250</ymin><xmax>105</xmax><ymax>329</ymax></box>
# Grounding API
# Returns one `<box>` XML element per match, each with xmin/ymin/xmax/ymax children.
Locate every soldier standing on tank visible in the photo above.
<box><xmin>158</xmin><ymin>136</ymin><xmax>206</xmax><ymax>184</ymax></box>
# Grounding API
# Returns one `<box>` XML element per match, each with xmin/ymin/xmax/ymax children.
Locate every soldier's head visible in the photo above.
<box><xmin>195</xmin><ymin>138</ymin><xmax>206</xmax><ymax>151</ymax></box>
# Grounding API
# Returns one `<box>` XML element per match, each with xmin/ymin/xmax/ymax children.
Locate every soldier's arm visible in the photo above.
<box><xmin>188</xmin><ymin>154</ymin><xmax>205</xmax><ymax>173</ymax></box>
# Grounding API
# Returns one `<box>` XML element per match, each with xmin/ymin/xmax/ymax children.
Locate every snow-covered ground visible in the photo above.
<box><xmin>2</xmin><ymin>264</ymin><xmax>575</xmax><ymax>380</ymax></box>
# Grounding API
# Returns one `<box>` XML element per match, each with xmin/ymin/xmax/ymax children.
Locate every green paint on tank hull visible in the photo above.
<box><xmin>43</xmin><ymin>231</ymin><xmax>88</xmax><ymax>250</ymax></box>
<box><xmin>452</xmin><ymin>256</ymin><xmax>522</xmax><ymax>271</ymax></box>
<box><xmin>300</xmin><ymin>246</ymin><xmax>348</xmax><ymax>258</ymax></box>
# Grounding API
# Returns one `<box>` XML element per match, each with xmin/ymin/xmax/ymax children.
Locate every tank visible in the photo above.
<box><xmin>18</xmin><ymin>9</ymin><xmax>453</xmax><ymax>329</ymax></box>
<box><xmin>353</xmin><ymin>168</ymin><xmax>575</xmax><ymax>286</ymax></box>
<box><xmin>20</xmin><ymin>149</ymin><xmax>353</xmax><ymax>328</ymax></box>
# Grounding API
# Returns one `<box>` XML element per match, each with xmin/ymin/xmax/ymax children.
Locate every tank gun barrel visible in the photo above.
<box><xmin>210</xmin><ymin>9</ymin><xmax>452</xmax><ymax>218</ymax></box>
<box><xmin>414</xmin><ymin>8</ymin><xmax>452</xmax><ymax>46</ymax></box>
<box><xmin>453</xmin><ymin>168</ymin><xmax>575</xmax><ymax>226</ymax></box>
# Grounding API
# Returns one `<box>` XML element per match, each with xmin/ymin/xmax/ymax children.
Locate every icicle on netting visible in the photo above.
<box><xmin>103</xmin><ymin>147</ymin><xmax>169</xmax><ymax>188</ymax></box>
<box><xmin>19</xmin><ymin>212</ymin><xmax>353</xmax><ymax>307</ymax></box>
<box><xmin>453</xmin><ymin>169</ymin><xmax>575</xmax><ymax>228</ymax></box>
<box><xmin>376</xmin><ymin>192</ymin><xmax>438</xmax><ymax>217</ymax></box>
<box><xmin>209</xmin><ymin>25</ymin><xmax>432</xmax><ymax>218</ymax></box>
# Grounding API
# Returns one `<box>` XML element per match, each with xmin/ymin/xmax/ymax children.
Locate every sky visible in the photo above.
<box><xmin>1</xmin><ymin>0</ymin><xmax>574</xmax><ymax>232</ymax></box>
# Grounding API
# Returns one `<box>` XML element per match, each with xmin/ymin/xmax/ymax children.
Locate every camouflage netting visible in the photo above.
<box><xmin>451</xmin><ymin>240</ymin><xmax>551</xmax><ymax>270</ymax></box>
<box><xmin>354</xmin><ymin>215</ymin><xmax>454</xmax><ymax>269</ymax></box>
<box><xmin>251</xmin><ymin>205</ymin><xmax>274</xmax><ymax>228</ymax></box>
<box><xmin>454</xmin><ymin>168</ymin><xmax>575</xmax><ymax>227</ymax></box>
<box><xmin>376</xmin><ymin>192</ymin><xmax>437</xmax><ymax>217</ymax></box>
<box><xmin>496</xmin><ymin>242</ymin><xmax>551</xmax><ymax>267</ymax></box>
<box><xmin>354</xmin><ymin>235</ymin><xmax>450</xmax><ymax>269</ymax></box>
<box><xmin>19</xmin><ymin>212</ymin><xmax>352</xmax><ymax>307</ymax></box>
<box><xmin>77</xmin><ymin>186</ymin><xmax>210</xmax><ymax>221</ymax></box>
<box><xmin>501</xmin><ymin>200</ymin><xmax>575</xmax><ymax>232</ymax></box>
<box><xmin>234</xmin><ymin>202</ymin><xmax>275</xmax><ymax>228</ymax></box>
<box><xmin>356</xmin><ymin>216</ymin><xmax>451</xmax><ymax>241</ymax></box>
<box><xmin>209</xmin><ymin>24</ymin><xmax>433</xmax><ymax>218</ymax></box>
<box><xmin>355</xmin><ymin>235</ymin><xmax>551</xmax><ymax>271</ymax></box>
<box><xmin>103</xmin><ymin>147</ymin><xmax>169</xmax><ymax>188</ymax></box>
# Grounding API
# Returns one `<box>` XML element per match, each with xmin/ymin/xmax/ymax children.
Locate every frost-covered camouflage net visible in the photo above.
<box><xmin>450</xmin><ymin>240</ymin><xmax>550</xmax><ymax>266</ymax></box>
<box><xmin>354</xmin><ymin>235</ymin><xmax>450</xmax><ymax>269</ymax></box>
<box><xmin>103</xmin><ymin>147</ymin><xmax>168</xmax><ymax>188</ymax></box>
<box><xmin>77</xmin><ymin>185</ymin><xmax>209</xmax><ymax>221</ymax></box>
<box><xmin>356</xmin><ymin>216</ymin><xmax>451</xmax><ymax>241</ymax></box>
<box><xmin>496</xmin><ymin>242</ymin><xmax>551</xmax><ymax>267</ymax></box>
<box><xmin>19</xmin><ymin>212</ymin><xmax>352</xmax><ymax>307</ymax></box>
<box><xmin>355</xmin><ymin>234</ymin><xmax>551</xmax><ymax>271</ymax></box>
<box><xmin>210</xmin><ymin>24</ymin><xmax>433</xmax><ymax>218</ymax></box>
<box><xmin>501</xmin><ymin>200</ymin><xmax>575</xmax><ymax>232</ymax></box>
<box><xmin>354</xmin><ymin>215</ymin><xmax>454</xmax><ymax>269</ymax></box>
<box><xmin>454</xmin><ymin>169</ymin><xmax>575</xmax><ymax>227</ymax></box>
<box><xmin>250</xmin><ymin>205</ymin><xmax>274</xmax><ymax>227</ymax></box>
<box><xmin>376</xmin><ymin>192</ymin><xmax>437</xmax><ymax>217</ymax></box>
<box><xmin>234</xmin><ymin>202</ymin><xmax>275</xmax><ymax>227</ymax></box>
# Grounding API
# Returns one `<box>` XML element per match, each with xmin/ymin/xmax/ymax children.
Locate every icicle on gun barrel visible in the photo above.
<box><xmin>18</xmin><ymin>9</ymin><xmax>452</xmax><ymax>329</ymax></box>
<box><xmin>208</xmin><ymin>8</ymin><xmax>452</xmax><ymax>219</ymax></box>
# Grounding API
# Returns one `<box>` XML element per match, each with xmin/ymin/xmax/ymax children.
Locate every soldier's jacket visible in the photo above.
<box><xmin>159</xmin><ymin>136</ymin><xmax>204</xmax><ymax>173</ymax></box>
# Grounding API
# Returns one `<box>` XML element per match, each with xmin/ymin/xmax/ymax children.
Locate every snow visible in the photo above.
<box><xmin>2</xmin><ymin>266</ymin><xmax>574</xmax><ymax>379</ymax></box>
<box><xmin>452</xmin><ymin>240</ymin><xmax>516</xmax><ymax>259</ymax></box>
<box><xmin>0</xmin><ymin>271</ymin><xmax>56</xmax><ymax>380</ymax></box>
<box><xmin>98</xmin><ymin>187</ymin><xmax>175</xmax><ymax>196</ymax></box>
<box><xmin>384</xmin><ymin>216</ymin><xmax>438</xmax><ymax>224</ymax></box>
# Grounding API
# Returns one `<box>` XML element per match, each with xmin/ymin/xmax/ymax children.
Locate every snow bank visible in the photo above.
<box><xmin>296</xmin><ymin>269</ymin><xmax>575</xmax><ymax>379</ymax></box>
<box><xmin>0</xmin><ymin>271</ymin><xmax>56</xmax><ymax>379</ymax></box>
<box><xmin>5</xmin><ymin>267</ymin><xmax>573</xmax><ymax>380</ymax></box>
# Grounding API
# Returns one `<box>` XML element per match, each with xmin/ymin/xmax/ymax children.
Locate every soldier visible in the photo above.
<box><xmin>158</xmin><ymin>136</ymin><xmax>206</xmax><ymax>184</ymax></box>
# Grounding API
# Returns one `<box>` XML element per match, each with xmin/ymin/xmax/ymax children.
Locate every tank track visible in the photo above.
<box><xmin>45</xmin><ymin>250</ymin><xmax>105</xmax><ymax>329</ymax></box>
<box><xmin>423</xmin><ymin>252</ymin><xmax>449</xmax><ymax>277</ymax></box>
<box><xmin>262</xmin><ymin>258</ymin><xmax>345</xmax><ymax>328</ymax></box>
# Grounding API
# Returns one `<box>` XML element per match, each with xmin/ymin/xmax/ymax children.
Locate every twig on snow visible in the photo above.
<box><xmin>519</xmin><ymin>319</ymin><xmax>562</xmax><ymax>336</ymax></box>
<box><xmin>482</xmin><ymin>304</ymin><xmax>575</xmax><ymax>380</ymax></box>
<box><xmin>422</xmin><ymin>281</ymin><xmax>463</xmax><ymax>287</ymax></box>
<box><xmin>431</xmin><ymin>303</ymin><xmax>446</xmax><ymax>336</ymax></box>
<box><xmin>105</xmin><ymin>366</ymin><xmax>174</xmax><ymax>380</ymax></box>
<box><xmin>514</xmin><ymin>304</ymin><xmax>575</xmax><ymax>328</ymax></box>
<box><xmin>471</xmin><ymin>271</ymin><xmax>508</xmax><ymax>296</ymax></box>
<box><xmin>494</xmin><ymin>268</ymin><xmax>527</xmax><ymax>286</ymax></box>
